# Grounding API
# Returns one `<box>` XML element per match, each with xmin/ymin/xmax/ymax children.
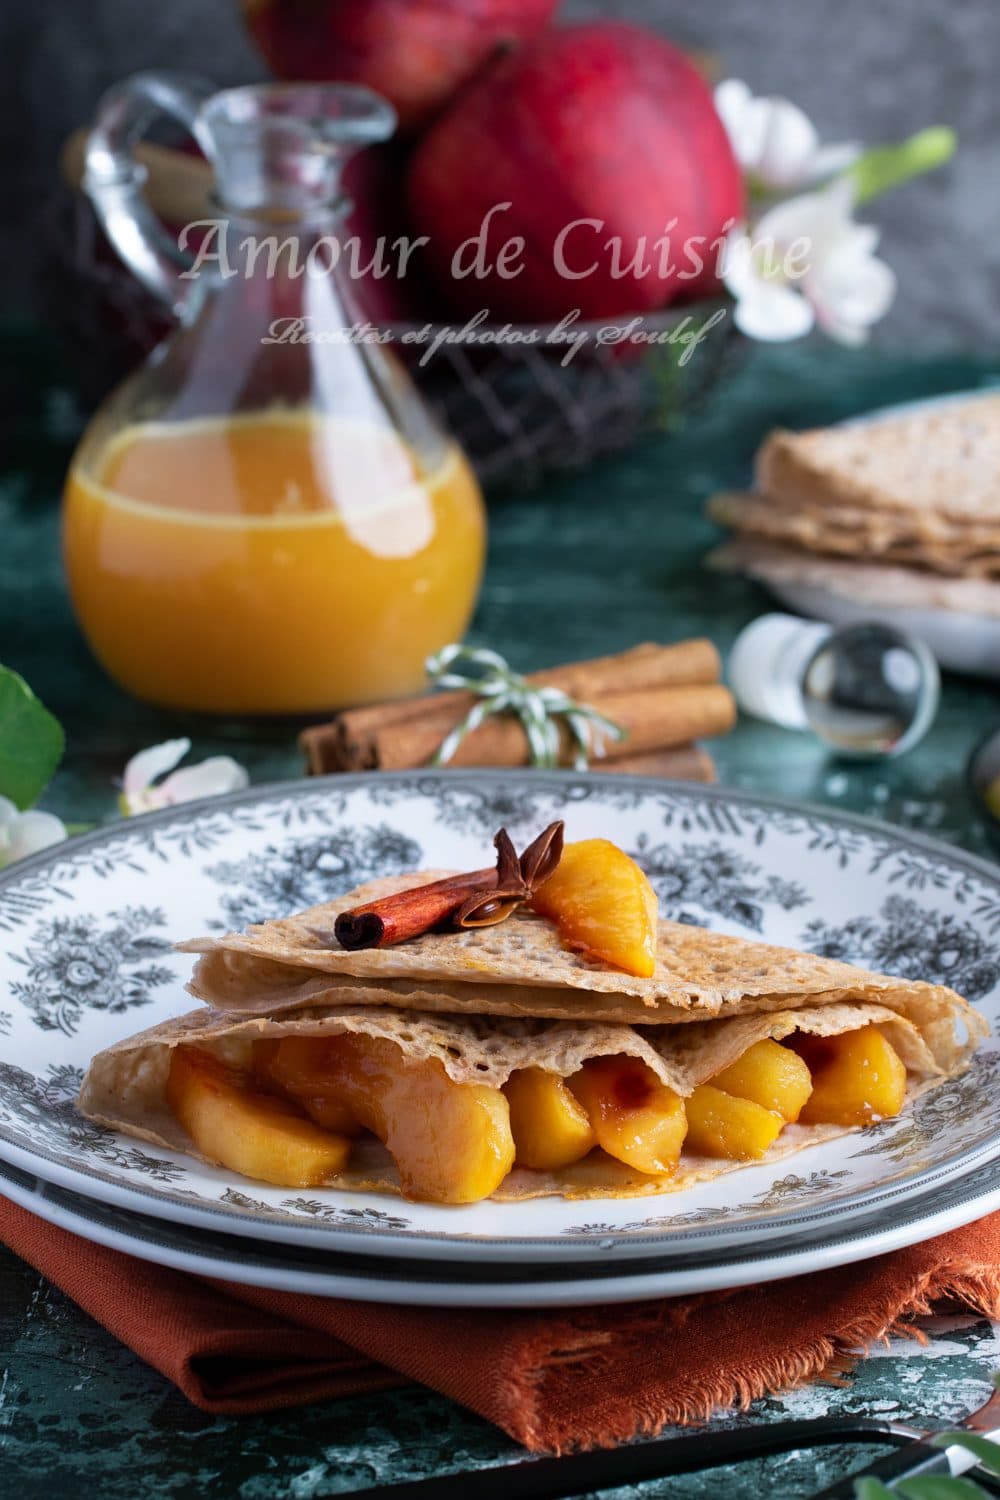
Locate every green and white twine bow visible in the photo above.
<box><xmin>425</xmin><ymin>645</ymin><xmax>627</xmax><ymax>771</ymax></box>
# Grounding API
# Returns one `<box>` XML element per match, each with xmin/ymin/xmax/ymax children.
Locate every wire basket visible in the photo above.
<box><xmin>385</xmin><ymin>307</ymin><xmax>739</xmax><ymax>489</ymax></box>
<box><xmin>39</xmin><ymin>187</ymin><xmax>740</xmax><ymax>491</ymax></box>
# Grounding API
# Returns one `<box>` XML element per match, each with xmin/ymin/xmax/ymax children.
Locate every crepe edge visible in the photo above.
<box><xmin>76</xmin><ymin>990</ymin><xmax>985</xmax><ymax>1202</ymax></box>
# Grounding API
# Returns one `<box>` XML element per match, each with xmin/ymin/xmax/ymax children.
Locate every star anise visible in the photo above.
<box><xmin>455</xmin><ymin>821</ymin><xmax>565</xmax><ymax>928</ymax></box>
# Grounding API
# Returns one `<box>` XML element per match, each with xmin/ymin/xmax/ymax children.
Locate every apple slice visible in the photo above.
<box><xmin>711</xmin><ymin>1039</ymin><xmax>813</xmax><ymax>1123</ymax></box>
<box><xmin>530</xmin><ymin>837</ymin><xmax>658</xmax><ymax>977</ymax></box>
<box><xmin>684</xmin><ymin>1084</ymin><xmax>783</xmax><ymax>1161</ymax></box>
<box><xmin>795</xmin><ymin>1026</ymin><xmax>907</xmax><ymax>1127</ymax></box>
<box><xmin>255</xmin><ymin>1036</ymin><xmax>363</xmax><ymax>1135</ymax></box>
<box><xmin>312</xmin><ymin>1032</ymin><xmax>515</xmax><ymax>1204</ymax></box>
<box><xmin>503</xmin><ymin>1067</ymin><xmax>596</xmax><ymax>1170</ymax></box>
<box><xmin>166</xmin><ymin>1046</ymin><xmax>351</xmax><ymax>1187</ymax></box>
<box><xmin>568</xmin><ymin>1055</ymin><xmax>687</xmax><ymax>1176</ymax></box>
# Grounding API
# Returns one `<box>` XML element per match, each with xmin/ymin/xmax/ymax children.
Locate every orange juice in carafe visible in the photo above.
<box><xmin>63</xmin><ymin>411</ymin><xmax>485</xmax><ymax>713</ymax></box>
<box><xmin>69</xmin><ymin>74</ymin><xmax>488</xmax><ymax>715</ymax></box>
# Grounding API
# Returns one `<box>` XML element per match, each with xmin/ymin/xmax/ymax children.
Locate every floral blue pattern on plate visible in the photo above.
<box><xmin>0</xmin><ymin>770</ymin><xmax>997</xmax><ymax>1266</ymax></box>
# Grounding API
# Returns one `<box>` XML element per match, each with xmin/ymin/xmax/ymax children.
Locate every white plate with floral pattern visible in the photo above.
<box><xmin>6</xmin><ymin>1151</ymin><xmax>1000</xmax><ymax>1307</ymax></box>
<box><xmin>0</xmin><ymin>771</ymin><xmax>998</xmax><ymax>1268</ymax></box>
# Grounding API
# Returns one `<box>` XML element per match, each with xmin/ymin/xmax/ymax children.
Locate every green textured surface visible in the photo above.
<box><xmin>2</xmin><ymin>330</ymin><xmax>1000</xmax><ymax>1495</ymax></box>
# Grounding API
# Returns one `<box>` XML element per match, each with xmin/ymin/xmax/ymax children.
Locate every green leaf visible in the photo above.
<box><xmin>851</xmin><ymin>126</ymin><xmax>957</xmax><ymax>205</ymax></box>
<box><xmin>897</xmin><ymin>1478</ymin><xmax>990</xmax><ymax>1499</ymax></box>
<box><xmin>0</xmin><ymin>665</ymin><xmax>64</xmax><ymax>810</ymax></box>
<box><xmin>854</xmin><ymin>1479</ymin><xmax>899</xmax><ymax>1499</ymax></box>
<box><xmin>933</xmin><ymin>1431</ymin><xmax>1000</xmax><ymax>1477</ymax></box>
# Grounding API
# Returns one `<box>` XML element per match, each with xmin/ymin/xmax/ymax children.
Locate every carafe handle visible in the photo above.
<box><xmin>83</xmin><ymin>71</ymin><xmax>215</xmax><ymax>317</ymax></box>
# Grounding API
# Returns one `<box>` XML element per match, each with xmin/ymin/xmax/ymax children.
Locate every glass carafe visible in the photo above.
<box><xmin>63</xmin><ymin>73</ymin><xmax>485</xmax><ymax>714</ymax></box>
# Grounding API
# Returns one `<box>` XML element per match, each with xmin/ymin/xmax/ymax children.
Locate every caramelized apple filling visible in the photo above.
<box><xmin>166</xmin><ymin>1023</ymin><xmax>911</xmax><ymax>1200</ymax></box>
<box><xmin>684</xmin><ymin>1085</ymin><xmax>784</xmax><ymax>1161</ymax></box>
<box><xmin>255</xmin><ymin>1036</ymin><xmax>363</xmax><ymax>1135</ymax></box>
<box><xmin>166</xmin><ymin>1047</ymin><xmax>352</xmax><ymax>1188</ymax></box>
<box><xmin>712</xmin><ymin>1038</ymin><xmax>813</xmax><ymax>1122</ymax></box>
<box><xmin>503</xmin><ymin>1067</ymin><xmax>596</xmax><ymax>1170</ymax></box>
<box><xmin>530</xmin><ymin>838</ymin><xmax>659</xmax><ymax>977</ymax></box>
<box><xmin>791</xmin><ymin>1025</ymin><xmax>907</xmax><ymax>1126</ymax></box>
<box><xmin>689</xmin><ymin>1025</ymin><xmax>907</xmax><ymax>1160</ymax></box>
<box><xmin>567</xmin><ymin>1056</ymin><xmax>688</xmax><ymax>1175</ymax></box>
<box><xmin>257</xmin><ymin>1032</ymin><xmax>514</xmax><ymax>1204</ymax></box>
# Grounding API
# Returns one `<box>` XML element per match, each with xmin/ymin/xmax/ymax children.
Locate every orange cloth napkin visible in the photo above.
<box><xmin>4</xmin><ymin>1196</ymin><xmax>1000</xmax><ymax>1453</ymax></box>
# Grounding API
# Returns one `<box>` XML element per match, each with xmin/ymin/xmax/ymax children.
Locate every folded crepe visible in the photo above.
<box><xmin>78</xmin><ymin>871</ymin><xmax>987</xmax><ymax>1202</ymax></box>
<box><xmin>179</xmin><ymin>872</ymin><xmax>970</xmax><ymax>1027</ymax></box>
<box><xmin>78</xmin><ymin>995</ymin><xmax>979</xmax><ymax>1201</ymax></box>
<box><xmin>706</xmin><ymin>491</ymin><xmax>1000</xmax><ymax>578</ymax></box>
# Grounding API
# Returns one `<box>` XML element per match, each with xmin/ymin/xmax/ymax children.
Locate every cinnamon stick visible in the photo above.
<box><xmin>331</xmin><ymin>867</ymin><xmax>495</xmax><ymax>950</ymax></box>
<box><xmin>330</xmin><ymin>640</ymin><xmax>719</xmax><ymax>742</ymax></box>
<box><xmin>322</xmin><ymin>684</ymin><xmax>734</xmax><ymax>772</ymax></box>
<box><xmin>300</xmin><ymin>640</ymin><xmax>726</xmax><ymax>774</ymax></box>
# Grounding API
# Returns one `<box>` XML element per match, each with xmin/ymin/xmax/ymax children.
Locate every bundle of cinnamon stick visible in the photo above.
<box><xmin>300</xmin><ymin>640</ymin><xmax>735</xmax><ymax>782</ymax></box>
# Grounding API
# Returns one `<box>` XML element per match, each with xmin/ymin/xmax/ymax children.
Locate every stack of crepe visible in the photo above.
<box><xmin>78</xmin><ymin>869</ymin><xmax>987</xmax><ymax>1202</ymax></box>
<box><xmin>708</xmin><ymin>395</ymin><xmax>1000</xmax><ymax>621</ymax></box>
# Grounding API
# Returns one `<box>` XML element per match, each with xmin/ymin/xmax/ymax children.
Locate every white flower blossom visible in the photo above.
<box><xmin>120</xmin><ymin>737</ymin><xmax>249</xmax><ymax>816</ymax></box>
<box><xmin>715</xmin><ymin>78</ymin><xmax>860</xmax><ymax>192</ymax></box>
<box><xmin>0</xmin><ymin>794</ymin><xmax>67</xmax><ymax>867</ymax></box>
<box><xmin>721</xmin><ymin>177</ymin><xmax>896</xmax><ymax>345</ymax></box>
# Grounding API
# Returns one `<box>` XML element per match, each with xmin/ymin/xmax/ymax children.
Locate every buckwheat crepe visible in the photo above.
<box><xmin>78</xmin><ymin>985</ymin><xmax>984</xmax><ymax>1200</ymax></box>
<box><xmin>77</xmin><ymin>869</ymin><xmax>987</xmax><ymax>1200</ymax></box>
<box><xmin>707</xmin><ymin>491</ymin><xmax>1000</xmax><ymax>577</ymax></box>
<box><xmin>756</xmin><ymin>401</ymin><xmax>1000</xmax><ymax>527</ymax></box>
<box><xmin>180</xmin><ymin>871</ymin><xmax>975</xmax><ymax>1027</ymax></box>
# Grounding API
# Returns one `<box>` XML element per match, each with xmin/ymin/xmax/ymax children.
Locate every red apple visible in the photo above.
<box><xmin>406</xmin><ymin>21</ymin><xmax>744</xmax><ymax>321</ymax></box>
<box><xmin>242</xmin><ymin>0</ymin><xmax>560</xmax><ymax>130</ymax></box>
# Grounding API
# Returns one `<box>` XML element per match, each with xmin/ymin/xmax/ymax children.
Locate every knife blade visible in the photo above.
<box><xmin>345</xmin><ymin>1382</ymin><xmax>1000</xmax><ymax>1500</ymax></box>
<box><xmin>360</xmin><ymin>1415</ymin><xmax>925</xmax><ymax>1500</ymax></box>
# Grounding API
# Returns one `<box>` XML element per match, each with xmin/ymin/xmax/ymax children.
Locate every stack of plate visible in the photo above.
<box><xmin>1</xmin><ymin>771</ymin><xmax>998</xmax><ymax>1308</ymax></box>
<box><xmin>709</xmin><ymin>392</ymin><xmax>1000</xmax><ymax>681</ymax></box>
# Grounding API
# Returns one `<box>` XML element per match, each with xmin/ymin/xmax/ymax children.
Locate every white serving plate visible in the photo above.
<box><xmin>5</xmin><ymin>1151</ymin><xmax>1000</xmax><ymax>1308</ymax></box>
<box><xmin>0</xmin><ymin>771</ymin><xmax>997</xmax><ymax>1271</ymax></box>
